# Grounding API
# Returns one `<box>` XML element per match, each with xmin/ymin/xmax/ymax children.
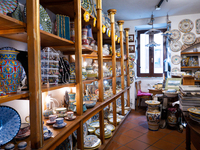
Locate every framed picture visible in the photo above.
<box><xmin>165</xmin><ymin>78</ymin><xmax>182</xmax><ymax>90</ymax></box>
<box><xmin>129</xmin><ymin>45</ymin><xmax>135</xmax><ymax>53</ymax></box>
<box><xmin>128</xmin><ymin>34</ymin><xmax>134</xmax><ymax>42</ymax></box>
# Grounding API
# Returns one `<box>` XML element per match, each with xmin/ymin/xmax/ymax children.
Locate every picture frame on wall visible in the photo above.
<box><xmin>128</xmin><ymin>34</ymin><xmax>134</xmax><ymax>42</ymax></box>
<box><xmin>129</xmin><ymin>45</ymin><xmax>135</xmax><ymax>53</ymax></box>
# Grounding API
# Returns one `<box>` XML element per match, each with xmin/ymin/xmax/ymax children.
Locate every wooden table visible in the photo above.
<box><xmin>148</xmin><ymin>88</ymin><xmax>163</xmax><ymax>96</ymax></box>
<box><xmin>184</xmin><ymin>113</ymin><xmax>200</xmax><ymax>150</ymax></box>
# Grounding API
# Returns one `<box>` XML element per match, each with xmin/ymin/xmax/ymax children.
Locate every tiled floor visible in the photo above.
<box><xmin>106</xmin><ymin>109</ymin><xmax>197</xmax><ymax>150</ymax></box>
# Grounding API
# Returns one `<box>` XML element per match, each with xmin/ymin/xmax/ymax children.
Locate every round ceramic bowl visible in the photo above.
<box><xmin>55</xmin><ymin>107</ymin><xmax>67</xmax><ymax>115</ymax></box>
<box><xmin>85</xmin><ymin>100</ymin><xmax>96</xmax><ymax>108</ymax></box>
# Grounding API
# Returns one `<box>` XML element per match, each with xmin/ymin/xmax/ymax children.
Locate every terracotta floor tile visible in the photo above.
<box><xmin>130</xmin><ymin>118</ymin><xmax>147</xmax><ymax>126</ymax></box>
<box><xmin>179</xmin><ymin>140</ymin><xmax>186</xmax><ymax>148</ymax></box>
<box><xmin>123</xmin><ymin>129</ymin><xmax>144</xmax><ymax>139</ymax></box>
<box><xmin>137</xmin><ymin>134</ymin><xmax>159</xmax><ymax>145</ymax></box>
<box><xmin>152</xmin><ymin>139</ymin><xmax>178</xmax><ymax>150</ymax></box>
<box><xmin>191</xmin><ymin>143</ymin><xmax>197</xmax><ymax>150</ymax></box>
<box><xmin>161</xmin><ymin>134</ymin><xmax>185</xmax><ymax>145</ymax></box>
<box><xmin>117</xmin><ymin>126</ymin><xmax>131</xmax><ymax>134</ymax></box>
<box><xmin>125</xmin><ymin>139</ymin><xmax>150</xmax><ymax>150</ymax></box>
<box><xmin>145</xmin><ymin>146</ymin><xmax>162</xmax><ymax>150</ymax></box>
<box><xmin>106</xmin><ymin>141</ymin><xmax>123</xmax><ymax>150</ymax></box>
<box><xmin>175</xmin><ymin>146</ymin><xmax>185</xmax><ymax>150</ymax></box>
<box><xmin>122</xmin><ymin>122</ymin><xmax>138</xmax><ymax>129</ymax></box>
<box><xmin>146</xmin><ymin>130</ymin><xmax>167</xmax><ymax>139</ymax></box>
<box><xmin>117</xmin><ymin>146</ymin><xmax>132</xmax><ymax>150</ymax></box>
<box><xmin>114</xmin><ymin>134</ymin><xmax>134</xmax><ymax>145</ymax></box>
<box><xmin>133</xmin><ymin>125</ymin><xmax>149</xmax><ymax>133</ymax></box>
<box><xmin>178</xmin><ymin>141</ymin><xmax>197</xmax><ymax>150</ymax></box>
<box><xmin>158</xmin><ymin>128</ymin><xmax>172</xmax><ymax>134</ymax></box>
<box><xmin>169</xmin><ymin>130</ymin><xmax>186</xmax><ymax>139</ymax></box>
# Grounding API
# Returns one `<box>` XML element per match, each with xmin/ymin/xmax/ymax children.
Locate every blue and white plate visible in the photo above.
<box><xmin>116</xmin><ymin>97</ymin><xmax>127</xmax><ymax>107</ymax></box>
<box><xmin>182</xmin><ymin>32</ymin><xmax>196</xmax><ymax>45</ymax></box>
<box><xmin>84</xmin><ymin>135</ymin><xmax>101</xmax><ymax>148</ymax></box>
<box><xmin>73</xmin><ymin>123</ymin><xmax>87</xmax><ymax>139</ymax></box>
<box><xmin>53</xmin><ymin>122</ymin><xmax>67</xmax><ymax>129</ymax></box>
<box><xmin>0</xmin><ymin>106</ymin><xmax>21</xmax><ymax>146</ymax></box>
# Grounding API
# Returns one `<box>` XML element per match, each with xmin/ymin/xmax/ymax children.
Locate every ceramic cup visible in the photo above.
<box><xmin>66</xmin><ymin>111</ymin><xmax>74</xmax><ymax>119</ymax></box>
<box><xmin>49</xmin><ymin>115</ymin><xmax>57</xmax><ymax>122</ymax></box>
<box><xmin>56</xmin><ymin>118</ymin><xmax>64</xmax><ymax>126</ymax></box>
<box><xmin>55</xmin><ymin>107</ymin><xmax>67</xmax><ymax>115</ymax></box>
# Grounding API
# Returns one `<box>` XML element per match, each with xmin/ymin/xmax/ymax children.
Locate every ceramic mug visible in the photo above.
<box><xmin>66</xmin><ymin>111</ymin><xmax>74</xmax><ymax>119</ymax></box>
<box><xmin>49</xmin><ymin>115</ymin><xmax>57</xmax><ymax>122</ymax></box>
<box><xmin>56</xmin><ymin>118</ymin><xmax>64</xmax><ymax>126</ymax></box>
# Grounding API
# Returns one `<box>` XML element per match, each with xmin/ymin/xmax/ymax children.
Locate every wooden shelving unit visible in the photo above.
<box><xmin>0</xmin><ymin>0</ymin><xmax>131</xmax><ymax>149</ymax></box>
<box><xmin>181</xmin><ymin>52</ymin><xmax>200</xmax><ymax>55</ymax></box>
<box><xmin>181</xmin><ymin>66</ymin><xmax>200</xmax><ymax>69</ymax></box>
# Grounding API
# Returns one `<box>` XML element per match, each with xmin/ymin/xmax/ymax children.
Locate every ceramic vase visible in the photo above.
<box><xmin>167</xmin><ymin>108</ymin><xmax>177</xmax><ymax>127</ymax></box>
<box><xmin>145</xmin><ymin>100</ymin><xmax>161</xmax><ymax>131</ymax></box>
<box><xmin>82</xmin><ymin>28</ymin><xmax>89</xmax><ymax>47</ymax></box>
<box><xmin>0</xmin><ymin>50</ymin><xmax>23</xmax><ymax>94</ymax></box>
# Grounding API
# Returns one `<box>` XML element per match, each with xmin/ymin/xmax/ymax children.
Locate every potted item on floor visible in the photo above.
<box><xmin>167</xmin><ymin>107</ymin><xmax>177</xmax><ymax>128</ymax></box>
<box><xmin>145</xmin><ymin>100</ymin><xmax>161</xmax><ymax>131</ymax></box>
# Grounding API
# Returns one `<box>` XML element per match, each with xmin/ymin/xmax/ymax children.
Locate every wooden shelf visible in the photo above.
<box><xmin>103</xmin><ymin>76</ymin><xmax>112</xmax><ymax>80</ymax></box>
<box><xmin>42</xmin><ymin>83</ymin><xmax>76</xmax><ymax>92</ymax></box>
<box><xmin>181</xmin><ymin>52</ymin><xmax>200</xmax><ymax>55</ymax></box>
<box><xmin>181</xmin><ymin>66</ymin><xmax>200</xmax><ymax>69</ymax></box>
<box><xmin>181</xmin><ymin>37</ymin><xmax>200</xmax><ymax>51</ymax></box>
<box><xmin>116</xmin><ymin>75</ymin><xmax>121</xmax><ymax>78</ymax></box>
<box><xmin>83</xmin><ymin>79</ymin><xmax>98</xmax><ymax>84</ymax></box>
<box><xmin>195</xmin><ymin>80</ymin><xmax>200</xmax><ymax>82</ymax></box>
<box><xmin>0</xmin><ymin>91</ymin><xmax>29</xmax><ymax>104</ymax></box>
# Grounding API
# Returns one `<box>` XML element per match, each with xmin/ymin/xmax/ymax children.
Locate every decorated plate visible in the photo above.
<box><xmin>178</xmin><ymin>19</ymin><xmax>194</xmax><ymax>33</ymax></box>
<box><xmin>91</xmin><ymin>113</ymin><xmax>99</xmax><ymax>122</ymax></box>
<box><xmin>182</xmin><ymin>32</ymin><xmax>196</xmax><ymax>45</ymax></box>
<box><xmin>73</xmin><ymin>123</ymin><xmax>87</xmax><ymax>139</ymax></box>
<box><xmin>95</xmin><ymin>128</ymin><xmax>112</xmax><ymax>137</ymax></box>
<box><xmin>84</xmin><ymin>135</ymin><xmax>101</xmax><ymax>148</ymax></box>
<box><xmin>116</xmin><ymin>98</ymin><xmax>127</xmax><ymax>107</ymax></box>
<box><xmin>171</xmin><ymin>55</ymin><xmax>181</xmax><ymax>65</ymax></box>
<box><xmin>89</xmin><ymin>120</ymin><xmax>108</xmax><ymax>128</ymax></box>
<box><xmin>145</xmin><ymin>100</ymin><xmax>160</xmax><ymax>105</ymax></box>
<box><xmin>188</xmin><ymin>107</ymin><xmax>200</xmax><ymax>115</ymax></box>
<box><xmin>109</xmin><ymin>118</ymin><xmax>121</xmax><ymax>124</ymax></box>
<box><xmin>196</xmin><ymin>19</ymin><xmax>200</xmax><ymax>34</ymax></box>
<box><xmin>0</xmin><ymin>106</ymin><xmax>21</xmax><ymax>146</ymax></box>
<box><xmin>0</xmin><ymin>0</ymin><xmax>18</xmax><ymax>15</ymax></box>
<box><xmin>105</xmin><ymin>124</ymin><xmax>115</xmax><ymax>132</ymax></box>
<box><xmin>88</xmin><ymin>126</ymin><xmax>95</xmax><ymax>133</ymax></box>
<box><xmin>171</xmin><ymin>67</ymin><xmax>180</xmax><ymax>72</ymax></box>
<box><xmin>170</xmin><ymin>41</ymin><xmax>182</xmax><ymax>52</ymax></box>
<box><xmin>11</xmin><ymin>2</ymin><xmax>23</xmax><ymax>21</ymax></box>
<box><xmin>170</xmin><ymin>29</ymin><xmax>181</xmax><ymax>41</ymax></box>
<box><xmin>24</xmin><ymin>4</ymin><xmax>52</xmax><ymax>33</ymax></box>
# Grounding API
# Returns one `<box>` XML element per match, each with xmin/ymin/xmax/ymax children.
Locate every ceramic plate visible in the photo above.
<box><xmin>46</xmin><ymin>120</ymin><xmax>56</xmax><ymax>125</ymax></box>
<box><xmin>188</xmin><ymin>107</ymin><xmax>200</xmax><ymax>115</ymax></box>
<box><xmin>73</xmin><ymin>123</ymin><xmax>87</xmax><ymax>139</ymax></box>
<box><xmin>95</xmin><ymin>128</ymin><xmax>111</xmax><ymax>137</ymax></box>
<box><xmin>44</xmin><ymin>130</ymin><xmax>53</xmax><ymax>140</ymax></box>
<box><xmin>171</xmin><ymin>67</ymin><xmax>180</xmax><ymax>72</ymax></box>
<box><xmin>170</xmin><ymin>41</ymin><xmax>182</xmax><ymax>52</ymax></box>
<box><xmin>182</xmin><ymin>32</ymin><xmax>196</xmax><ymax>45</ymax></box>
<box><xmin>116</xmin><ymin>98</ymin><xmax>127</xmax><ymax>107</ymax></box>
<box><xmin>24</xmin><ymin>4</ymin><xmax>52</xmax><ymax>33</ymax></box>
<box><xmin>88</xmin><ymin>126</ymin><xmax>95</xmax><ymax>133</ymax></box>
<box><xmin>109</xmin><ymin>118</ymin><xmax>121</xmax><ymax>124</ymax></box>
<box><xmin>145</xmin><ymin>100</ymin><xmax>160</xmax><ymax>105</ymax></box>
<box><xmin>196</xmin><ymin>19</ymin><xmax>200</xmax><ymax>34</ymax></box>
<box><xmin>179</xmin><ymin>19</ymin><xmax>194</xmax><ymax>33</ymax></box>
<box><xmin>84</xmin><ymin>135</ymin><xmax>101</xmax><ymax>148</ymax></box>
<box><xmin>0</xmin><ymin>106</ymin><xmax>21</xmax><ymax>146</ymax></box>
<box><xmin>11</xmin><ymin>2</ymin><xmax>23</xmax><ymax>21</ymax></box>
<box><xmin>105</xmin><ymin>124</ymin><xmax>115</xmax><ymax>132</ymax></box>
<box><xmin>171</xmin><ymin>55</ymin><xmax>181</xmax><ymax>65</ymax></box>
<box><xmin>89</xmin><ymin>120</ymin><xmax>107</xmax><ymax>128</ymax></box>
<box><xmin>0</xmin><ymin>0</ymin><xmax>18</xmax><ymax>15</ymax></box>
<box><xmin>53</xmin><ymin>122</ymin><xmax>67</xmax><ymax>128</ymax></box>
<box><xmin>170</xmin><ymin>29</ymin><xmax>181</xmax><ymax>41</ymax></box>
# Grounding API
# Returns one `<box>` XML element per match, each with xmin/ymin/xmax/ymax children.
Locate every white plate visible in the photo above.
<box><xmin>84</xmin><ymin>135</ymin><xmax>101</xmax><ymax>148</ymax></box>
<box><xmin>171</xmin><ymin>55</ymin><xmax>181</xmax><ymax>65</ymax></box>
<box><xmin>182</xmin><ymin>32</ymin><xmax>196</xmax><ymax>45</ymax></box>
<box><xmin>105</xmin><ymin>124</ymin><xmax>115</xmax><ymax>132</ymax></box>
<box><xmin>171</xmin><ymin>67</ymin><xmax>180</xmax><ymax>72</ymax></box>
<box><xmin>170</xmin><ymin>29</ymin><xmax>181</xmax><ymax>41</ymax></box>
<box><xmin>170</xmin><ymin>41</ymin><xmax>182</xmax><ymax>52</ymax></box>
<box><xmin>179</xmin><ymin>19</ymin><xmax>194</xmax><ymax>33</ymax></box>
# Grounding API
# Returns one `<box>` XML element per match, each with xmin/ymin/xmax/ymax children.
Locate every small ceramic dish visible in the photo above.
<box><xmin>88</xmin><ymin>126</ymin><xmax>96</xmax><ymax>133</ymax></box>
<box><xmin>18</xmin><ymin>141</ymin><xmax>27</xmax><ymax>150</ymax></box>
<box><xmin>64</xmin><ymin>116</ymin><xmax>76</xmax><ymax>121</ymax></box>
<box><xmin>84</xmin><ymin>100</ymin><xmax>96</xmax><ymax>108</ymax></box>
<box><xmin>53</xmin><ymin>122</ymin><xmax>67</xmax><ymax>128</ymax></box>
<box><xmin>46</xmin><ymin>120</ymin><xmax>56</xmax><ymax>125</ymax></box>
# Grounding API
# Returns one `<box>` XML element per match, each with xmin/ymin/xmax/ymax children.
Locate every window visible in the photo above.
<box><xmin>137</xmin><ymin>29</ymin><xmax>167</xmax><ymax>77</ymax></box>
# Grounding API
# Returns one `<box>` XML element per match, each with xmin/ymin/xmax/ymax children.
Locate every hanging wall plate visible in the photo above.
<box><xmin>182</xmin><ymin>32</ymin><xmax>196</xmax><ymax>45</ymax></box>
<box><xmin>178</xmin><ymin>19</ymin><xmax>194</xmax><ymax>33</ymax></box>
<box><xmin>170</xmin><ymin>29</ymin><xmax>181</xmax><ymax>41</ymax></box>
<box><xmin>196</xmin><ymin>19</ymin><xmax>200</xmax><ymax>34</ymax></box>
<box><xmin>170</xmin><ymin>41</ymin><xmax>182</xmax><ymax>52</ymax></box>
<box><xmin>171</xmin><ymin>55</ymin><xmax>181</xmax><ymax>65</ymax></box>
<box><xmin>171</xmin><ymin>67</ymin><xmax>180</xmax><ymax>72</ymax></box>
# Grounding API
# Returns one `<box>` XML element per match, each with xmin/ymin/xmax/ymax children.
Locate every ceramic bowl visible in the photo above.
<box><xmin>55</xmin><ymin>107</ymin><xmax>67</xmax><ymax>115</ymax></box>
<box><xmin>18</xmin><ymin>141</ymin><xmax>27</xmax><ymax>150</ymax></box>
<box><xmin>84</xmin><ymin>100</ymin><xmax>96</xmax><ymax>108</ymax></box>
<box><xmin>16</xmin><ymin>123</ymin><xmax>30</xmax><ymax>137</ymax></box>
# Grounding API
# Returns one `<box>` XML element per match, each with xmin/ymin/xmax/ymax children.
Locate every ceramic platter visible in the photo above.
<box><xmin>73</xmin><ymin>123</ymin><xmax>87</xmax><ymax>139</ymax></box>
<box><xmin>95</xmin><ymin>128</ymin><xmax>112</xmax><ymax>136</ymax></box>
<box><xmin>171</xmin><ymin>67</ymin><xmax>180</xmax><ymax>72</ymax></box>
<box><xmin>24</xmin><ymin>4</ymin><xmax>52</xmax><ymax>33</ymax></box>
<box><xmin>105</xmin><ymin>124</ymin><xmax>115</xmax><ymax>132</ymax></box>
<box><xmin>170</xmin><ymin>29</ymin><xmax>181</xmax><ymax>41</ymax></box>
<box><xmin>84</xmin><ymin>135</ymin><xmax>101</xmax><ymax>149</ymax></box>
<box><xmin>109</xmin><ymin>118</ymin><xmax>121</xmax><ymax>124</ymax></box>
<box><xmin>0</xmin><ymin>0</ymin><xmax>18</xmax><ymax>15</ymax></box>
<box><xmin>171</xmin><ymin>55</ymin><xmax>181</xmax><ymax>65</ymax></box>
<box><xmin>182</xmin><ymin>32</ymin><xmax>196</xmax><ymax>45</ymax></box>
<box><xmin>145</xmin><ymin>100</ymin><xmax>160</xmax><ymax>105</ymax></box>
<box><xmin>178</xmin><ymin>19</ymin><xmax>194</xmax><ymax>33</ymax></box>
<box><xmin>0</xmin><ymin>106</ymin><xmax>21</xmax><ymax>146</ymax></box>
<box><xmin>196</xmin><ymin>19</ymin><xmax>200</xmax><ymax>34</ymax></box>
<box><xmin>89</xmin><ymin>120</ymin><xmax>108</xmax><ymax>128</ymax></box>
<box><xmin>170</xmin><ymin>41</ymin><xmax>182</xmax><ymax>52</ymax></box>
<box><xmin>188</xmin><ymin>107</ymin><xmax>200</xmax><ymax>115</ymax></box>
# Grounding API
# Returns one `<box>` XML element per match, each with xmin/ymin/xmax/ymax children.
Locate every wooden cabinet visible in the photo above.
<box><xmin>0</xmin><ymin>0</ymin><xmax>131</xmax><ymax>149</ymax></box>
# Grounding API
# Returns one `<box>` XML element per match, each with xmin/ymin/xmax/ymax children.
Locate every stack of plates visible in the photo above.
<box><xmin>188</xmin><ymin>107</ymin><xmax>200</xmax><ymax>123</ymax></box>
<box><xmin>94</xmin><ymin>128</ymin><xmax>112</xmax><ymax>139</ymax></box>
<box><xmin>84</xmin><ymin>135</ymin><xmax>101</xmax><ymax>149</ymax></box>
<box><xmin>89</xmin><ymin>120</ymin><xmax>108</xmax><ymax>128</ymax></box>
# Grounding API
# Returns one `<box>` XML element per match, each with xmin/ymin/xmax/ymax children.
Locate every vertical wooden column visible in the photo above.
<box><xmin>74</xmin><ymin>0</ymin><xmax>83</xmax><ymax>149</ymax></box>
<box><xmin>118</xmin><ymin>20</ymin><xmax>125</xmax><ymax>115</ymax></box>
<box><xmin>108</xmin><ymin>9</ymin><xmax>117</xmax><ymax>126</ymax></box>
<box><xmin>27</xmin><ymin>0</ymin><xmax>43</xmax><ymax>148</ymax></box>
<box><xmin>125</xmin><ymin>28</ymin><xmax>130</xmax><ymax>107</ymax></box>
<box><xmin>97</xmin><ymin>0</ymin><xmax>105</xmax><ymax>144</ymax></box>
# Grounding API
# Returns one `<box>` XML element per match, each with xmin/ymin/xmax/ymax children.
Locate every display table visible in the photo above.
<box><xmin>148</xmin><ymin>88</ymin><xmax>163</xmax><ymax>96</ymax></box>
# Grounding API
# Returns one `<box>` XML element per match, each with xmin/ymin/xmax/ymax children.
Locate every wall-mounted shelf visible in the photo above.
<box><xmin>181</xmin><ymin>52</ymin><xmax>200</xmax><ymax>55</ymax></box>
<box><xmin>181</xmin><ymin>66</ymin><xmax>200</xmax><ymax>69</ymax></box>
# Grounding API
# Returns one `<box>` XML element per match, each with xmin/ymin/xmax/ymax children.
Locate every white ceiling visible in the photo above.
<box><xmin>102</xmin><ymin>0</ymin><xmax>200</xmax><ymax>21</ymax></box>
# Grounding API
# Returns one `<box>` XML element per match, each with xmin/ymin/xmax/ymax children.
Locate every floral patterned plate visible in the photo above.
<box><xmin>170</xmin><ymin>29</ymin><xmax>181</xmax><ymax>41</ymax></box>
<box><xmin>170</xmin><ymin>41</ymin><xmax>182</xmax><ymax>52</ymax></box>
<box><xmin>171</xmin><ymin>55</ymin><xmax>181</xmax><ymax>65</ymax></box>
<box><xmin>0</xmin><ymin>0</ymin><xmax>18</xmax><ymax>15</ymax></box>
<box><xmin>182</xmin><ymin>32</ymin><xmax>196</xmax><ymax>45</ymax></box>
<box><xmin>196</xmin><ymin>19</ymin><xmax>200</xmax><ymax>34</ymax></box>
<box><xmin>179</xmin><ymin>19</ymin><xmax>194</xmax><ymax>33</ymax></box>
<box><xmin>84</xmin><ymin>135</ymin><xmax>101</xmax><ymax>148</ymax></box>
<box><xmin>171</xmin><ymin>67</ymin><xmax>180</xmax><ymax>72</ymax></box>
<box><xmin>188</xmin><ymin>107</ymin><xmax>200</xmax><ymax>115</ymax></box>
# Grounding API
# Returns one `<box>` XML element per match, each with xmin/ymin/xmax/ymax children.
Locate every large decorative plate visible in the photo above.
<box><xmin>182</xmin><ymin>32</ymin><xmax>196</xmax><ymax>45</ymax></box>
<box><xmin>24</xmin><ymin>4</ymin><xmax>52</xmax><ymax>33</ymax></box>
<box><xmin>84</xmin><ymin>135</ymin><xmax>101</xmax><ymax>148</ymax></box>
<box><xmin>11</xmin><ymin>2</ymin><xmax>23</xmax><ymax>21</ymax></box>
<box><xmin>89</xmin><ymin>120</ymin><xmax>108</xmax><ymax>128</ymax></box>
<box><xmin>188</xmin><ymin>107</ymin><xmax>200</xmax><ymax>115</ymax></box>
<box><xmin>73</xmin><ymin>123</ymin><xmax>87</xmax><ymax>139</ymax></box>
<box><xmin>196</xmin><ymin>19</ymin><xmax>200</xmax><ymax>34</ymax></box>
<box><xmin>178</xmin><ymin>19</ymin><xmax>194</xmax><ymax>33</ymax></box>
<box><xmin>170</xmin><ymin>29</ymin><xmax>181</xmax><ymax>41</ymax></box>
<box><xmin>171</xmin><ymin>67</ymin><xmax>180</xmax><ymax>72</ymax></box>
<box><xmin>0</xmin><ymin>0</ymin><xmax>18</xmax><ymax>15</ymax></box>
<box><xmin>171</xmin><ymin>55</ymin><xmax>181</xmax><ymax>65</ymax></box>
<box><xmin>105</xmin><ymin>124</ymin><xmax>115</xmax><ymax>132</ymax></box>
<box><xmin>170</xmin><ymin>41</ymin><xmax>182</xmax><ymax>52</ymax></box>
<box><xmin>0</xmin><ymin>106</ymin><xmax>21</xmax><ymax>146</ymax></box>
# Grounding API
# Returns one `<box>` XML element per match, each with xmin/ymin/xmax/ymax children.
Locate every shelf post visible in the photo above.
<box><xmin>108</xmin><ymin>9</ymin><xmax>117</xmax><ymax>126</ymax></box>
<box><xmin>125</xmin><ymin>28</ymin><xmax>130</xmax><ymax>107</ymax></box>
<box><xmin>118</xmin><ymin>20</ymin><xmax>125</xmax><ymax>115</ymax></box>
<box><xmin>74</xmin><ymin>0</ymin><xmax>83</xmax><ymax>149</ymax></box>
<box><xmin>97</xmin><ymin>0</ymin><xmax>105</xmax><ymax>144</ymax></box>
<box><xmin>26</xmin><ymin>0</ymin><xmax>43</xmax><ymax>148</ymax></box>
